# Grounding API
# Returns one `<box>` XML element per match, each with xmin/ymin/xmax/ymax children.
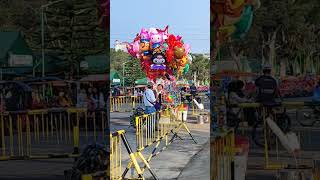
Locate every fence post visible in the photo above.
<box><xmin>1</xmin><ymin>114</ymin><xmax>5</xmax><ymax>158</ymax></box>
<box><xmin>73</xmin><ymin>126</ymin><xmax>79</xmax><ymax>154</ymax></box>
<box><xmin>314</xmin><ymin>159</ymin><xmax>320</xmax><ymax>180</ymax></box>
<box><xmin>132</xmin><ymin>96</ymin><xmax>136</xmax><ymax>109</ymax></box>
<box><xmin>81</xmin><ymin>174</ymin><xmax>93</xmax><ymax>180</ymax></box>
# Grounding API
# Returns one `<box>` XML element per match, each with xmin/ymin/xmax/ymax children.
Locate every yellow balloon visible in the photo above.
<box><xmin>180</xmin><ymin>57</ymin><xmax>187</xmax><ymax>66</ymax></box>
<box><xmin>223</xmin><ymin>14</ymin><xmax>243</xmax><ymax>26</ymax></box>
<box><xmin>219</xmin><ymin>25</ymin><xmax>236</xmax><ymax>37</ymax></box>
<box><xmin>227</xmin><ymin>0</ymin><xmax>245</xmax><ymax>10</ymax></box>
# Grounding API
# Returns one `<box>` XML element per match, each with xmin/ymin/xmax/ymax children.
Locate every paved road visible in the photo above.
<box><xmin>177</xmin><ymin>141</ymin><xmax>210</xmax><ymax>180</ymax></box>
<box><xmin>0</xmin><ymin>158</ymin><xmax>73</xmax><ymax>179</ymax></box>
<box><xmin>110</xmin><ymin>112</ymin><xmax>210</xmax><ymax>180</ymax></box>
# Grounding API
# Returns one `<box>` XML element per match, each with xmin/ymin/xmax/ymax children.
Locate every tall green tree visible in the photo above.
<box><xmin>185</xmin><ymin>54</ymin><xmax>210</xmax><ymax>83</ymax></box>
<box><xmin>221</xmin><ymin>0</ymin><xmax>319</xmax><ymax>76</ymax></box>
<box><xmin>0</xmin><ymin>0</ymin><xmax>106</xmax><ymax>78</ymax></box>
<box><xmin>124</xmin><ymin>59</ymin><xmax>146</xmax><ymax>86</ymax></box>
<box><xmin>110</xmin><ymin>48</ymin><xmax>146</xmax><ymax>85</ymax></box>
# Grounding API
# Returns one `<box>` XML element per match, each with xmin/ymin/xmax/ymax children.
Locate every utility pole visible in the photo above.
<box><xmin>193</xmin><ymin>72</ymin><xmax>197</xmax><ymax>85</ymax></box>
<box><xmin>40</xmin><ymin>0</ymin><xmax>65</xmax><ymax>78</ymax></box>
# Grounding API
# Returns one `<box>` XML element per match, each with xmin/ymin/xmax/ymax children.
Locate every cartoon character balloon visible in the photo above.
<box><xmin>137</xmin><ymin>28</ymin><xmax>150</xmax><ymax>60</ymax></box>
<box><xmin>150</xmin><ymin>32</ymin><xmax>163</xmax><ymax>54</ymax></box>
<box><xmin>151</xmin><ymin>53</ymin><xmax>166</xmax><ymax>70</ymax></box>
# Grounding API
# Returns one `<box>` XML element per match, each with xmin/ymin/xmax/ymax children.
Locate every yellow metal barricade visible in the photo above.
<box><xmin>211</xmin><ymin>130</ymin><xmax>235</xmax><ymax>180</ymax></box>
<box><xmin>110</xmin><ymin>106</ymin><xmax>197</xmax><ymax>179</ymax></box>
<box><xmin>67</xmin><ymin>107</ymin><xmax>87</xmax><ymax>154</ymax></box>
<box><xmin>135</xmin><ymin>108</ymin><xmax>196</xmax><ymax>151</ymax></box>
<box><xmin>110</xmin><ymin>131</ymin><xmax>122</xmax><ymax>180</ymax></box>
<box><xmin>109</xmin><ymin>96</ymin><xmax>123</xmax><ymax>112</ymax></box>
<box><xmin>0</xmin><ymin>107</ymin><xmax>106</xmax><ymax>161</ymax></box>
<box><xmin>0</xmin><ymin>109</ymin><xmax>80</xmax><ymax>160</ymax></box>
<box><xmin>86</xmin><ymin>109</ymin><xmax>107</xmax><ymax>143</ymax></box>
<box><xmin>131</xmin><ymin>96</ymin><xmax>143</xmax><ymax>110</ymax></box>
<box><xmin>110</xmin><ymin>96</ymin><xmax>144</xmax><ymax>112</ymax></box>
<box><xmin>110</xmin><ymin>130</ymin><xmax>158</xmax><ymax>180</ymax></box>
<box><xmin>126</xmin><ymin>107</ymin><xmax>196</xmax><ymax>178</ymax></box>
<box><xmin>313</xmin><ymin>159</ymin><xmax>320</xmax><ymax>180</ymax></box>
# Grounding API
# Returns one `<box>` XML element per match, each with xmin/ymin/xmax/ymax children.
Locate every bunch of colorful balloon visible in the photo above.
<box><xmin>126</xmin><ymin>26</ymin><xmax>192</xmax><ymax>81</ymax></box>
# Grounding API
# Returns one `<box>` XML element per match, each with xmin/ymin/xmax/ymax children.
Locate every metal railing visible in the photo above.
<box><xmin>0</xmin><ymin>107</ymin><xmax>107</xmax><ymax>160</ymax></box>
<box><xmin>110</xmin><ymin>105</ymin><xmax>197</xmax><ymax>179</ymax></box>
<box><xmin>211</xmin><ymin>129</ymin><xmax>235</xmax><ymax>180</ymax></box>
<box><xmin>110</xmin><ymin>96</ymin><xmax>143</xmax><ymax>112</ymax></box>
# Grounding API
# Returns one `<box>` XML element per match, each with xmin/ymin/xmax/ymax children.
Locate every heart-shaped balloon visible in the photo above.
<box><xmin>184</xmin><ymin>44</ymin><xmax>190</xmax><ymax>54</ymax></box>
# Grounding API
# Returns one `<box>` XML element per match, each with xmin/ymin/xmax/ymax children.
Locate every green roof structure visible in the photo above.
<box><xmin>0</xmin><ymin>31</ymin><xmax>34</xmax><ymax>78</ymax></box>
<box><xmin>135</xmin><ymin>77</ymin><xmax>148</xmax><ymax>85</ymax></box>
<box><xmin>82</xmin><ymin>55</ymin><xmax>108</xmax><ymax>74</ymax></box>
<box><xmin>110</xmin><ymin>70</ymin><xmax>121</xmax><ymax>86</ymax></box>
<box><xmin>0</xmin><ymin>31</ymin><xmax>33</xmax><ymax>65</ymax></box>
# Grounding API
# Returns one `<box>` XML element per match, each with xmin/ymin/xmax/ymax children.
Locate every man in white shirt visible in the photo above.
<box><xmin>143</xmin><ymin>82</ymin><xmax>156</xmax><ymax>114</ymax></box>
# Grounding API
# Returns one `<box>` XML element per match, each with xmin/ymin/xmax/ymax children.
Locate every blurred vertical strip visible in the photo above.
<box><xmin>97</xmin><ymin>0</ymin><xmax>109</xmax><ymax>30</ymax></box>
<box><xmin>97</xmin><ymin>0</ymin><xmax>110</xmax><ymax>147</ymax></box>
<box><xmin>210</xmin><ymin>0</ymin><xmax>218</xmax><ymax>136</ymax></box>
<box><xmin>97</xmin><ymin>1</ymin><xmax>110</xmax><ymax>177</ymax></box>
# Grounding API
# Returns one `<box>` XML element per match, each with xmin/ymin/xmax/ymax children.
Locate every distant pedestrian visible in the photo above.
<box><xmin>58</xmin><ymin>91</ymin><xmax>70</xmax><ymax>107</ymax></box>
<box><xmin>98</xmin><ymin>91</ymin><xmax>105</xmax><ymax>109</ymax></box>
<box><xmin>77</xmin><ymin>89</ymin><xmax>87</xmax><ymax>108</ymax></box>
<box><xmin>312</xmin><ymin>81</ymin><xmax>320</xmax><ymax>102</ymax></box>
<box><xmin>190</xmin><ymin>83</ymin><xmax>197</xmax><ymax>98</ymax></box>
<box><xmin>156</xmin><ymin>84</ymin><xmax>164</xmax><ymax>110</ymax></box>
<box><xmin>127</xmin><ymin>89</ymin><xmax>132</xmax><ymax>96</ymax></box>
<box><xmin>180</xmin><ymin>87</ymin><xmax>187</xmax><ymax>102</ymax></box>
<box><xmin>143</xmin><ymin>82</ymin><xmax>156</xmax><ymax>114</ymax></box>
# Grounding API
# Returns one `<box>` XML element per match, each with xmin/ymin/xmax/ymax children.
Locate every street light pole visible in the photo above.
<box><xmin>122</xmin><ymin>64</ymin><xmax>125</xmax><ymax>87</ymax></box>
<box><xmin>122</xmin><ymin>62</ymin><xmax>127</xmax><ymax>92</ymax></box>
<box><xmin>122</xmin><ymin>61</ymin><xmax>131</xmax><ymax>94</ymax></box>
<box><xmin>40</xmin><ymin>0</ymin><xmax>64</xmax><ymax>78</ymax></box>
<box><xmin>41</xmin><ymin>6</ymin><xmax>45</xmax><ymax>77</ymax></box>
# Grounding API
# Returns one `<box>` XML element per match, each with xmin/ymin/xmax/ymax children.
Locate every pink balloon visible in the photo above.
<box><xmin>184</xmin><ymin>44</ymin><xmax>191</xmax><ymax>54</ymax></box>
<box><xmin>133</xmin><ymin>40</ymin><xmax>140</xmax><ymax>53</ymax></box>
<box><xmin>176</xmin><ymin>35</ymin><xmax>182</xmax><ymax>41</ymax></box>
<box><xmin>126</xmin><ymin>41</ymin><xmax>140</xmax><ymax>58</ymax></box>
<box><xmin>157</xmin><ymin>26</ymin><xmax>169</xmax><ymax>41</ymax></box>
<box><xmin>140</xmin><ymin>28</ymin><xmax>150</xmax><ymax>40</ymax></box>
<box><xmin>148</xmin><ymin>27</ymin><xmax>157</xmax><ymax>34</ymax></box>
<box><xmin>126</xmin><ymin>43</ymin><xmax>135</xmax><ymax>56</ymax></box>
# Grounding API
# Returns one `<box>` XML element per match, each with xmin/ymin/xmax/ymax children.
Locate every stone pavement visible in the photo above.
<box><xmin>177</xmin><ymin>141</ymin><xmax>210</xmax><ymax>180</ymax></box>
<box><xmin>0</xmin><ymin>158</ymin><xmax>73</xmax><ymax>179</ymax></box>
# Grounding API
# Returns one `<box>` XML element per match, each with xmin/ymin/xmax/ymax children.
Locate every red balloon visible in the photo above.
<box><xmin>167</xmin><ymin>34</ymin><xmax>177</xmax><ymax>48</ymax></box>
<box><xmin>175</xmin><ymin>41</ymin><xmax>183</xmax><ymax>47</ymax></box>
<box><xmin>166</xmin><ymin>49</ymin><xmax>174</xmax><ymax>63</ymax></box>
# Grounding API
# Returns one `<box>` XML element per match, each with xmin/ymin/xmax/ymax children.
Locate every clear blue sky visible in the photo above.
<box><xmin>110</xmin><ymin>0</ymin><xmax>209</xmax><ymax>54</ymax></box>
